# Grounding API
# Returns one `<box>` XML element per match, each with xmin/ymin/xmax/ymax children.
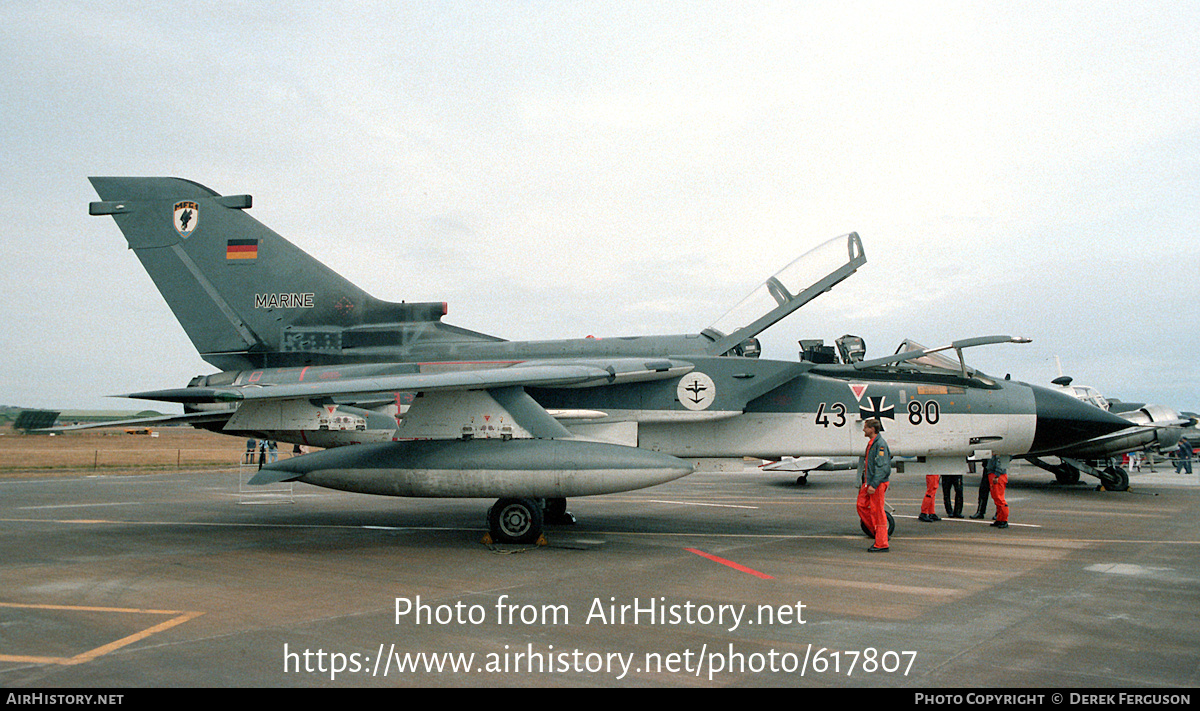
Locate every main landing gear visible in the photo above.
<box><xmin>486</xmin><ymin>497</ymin><xmax>576</xmax><ymax>544</ymax></box>
<box><xmin>1026</xmin><ymin>456</ymin><xmax>1130</xmax><ymax>492</ymax></box>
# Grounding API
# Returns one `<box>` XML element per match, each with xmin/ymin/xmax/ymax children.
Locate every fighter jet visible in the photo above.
<box><xmin>1023</xmin><ymin>374</ymin><xmax>1197</xmax><ymax>489</ymax></box>
<box><xmin>87</xmin><ymin>177</ymin><xmax>1134</xmax><ymax>542</ymax></box>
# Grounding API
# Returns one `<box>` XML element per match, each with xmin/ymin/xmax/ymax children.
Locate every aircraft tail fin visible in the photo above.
<box><xmin>89</xmin><ymin>177</ymin><xmax>471</xmax><ymax>370</ymax></box>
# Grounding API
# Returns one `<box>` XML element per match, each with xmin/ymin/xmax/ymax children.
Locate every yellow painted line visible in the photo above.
<box><xmin>0</xmin><ymin>601</ymin><xmax>188</xmax><ymax>615</ymax></box>
<box><xmin>0</xmin><ymin>602</ymin><xmax>204</xmax><ymax>666</ymax></box>
<box><xmin>3</xmin><ymin>654</ymin><xmax>71</xmax><ymax>664</ymax></box>
<box><xmin>70</xmin><ymin>611</ymin><xmax>204</xmax><ymax>665</ymax></box>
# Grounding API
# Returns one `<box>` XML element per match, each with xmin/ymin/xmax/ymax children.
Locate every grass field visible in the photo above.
<box><xmin>0</xmin><ymin>426</ymin><xmax>292</xmax><ymax>479</ymax></box>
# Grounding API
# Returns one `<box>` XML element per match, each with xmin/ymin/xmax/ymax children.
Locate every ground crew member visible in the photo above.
<box><xmin>969</xmin><ymin>459</ymin><xmax>990</xmax><ymax>520</ymax></box>
<box><xmin>919</xmin><ymin>471</ymin><xmax>941</xmax><ymax>521</ymax></box>
<box><xmin>1175</xmin><ymin>439</ymin><xmax>1193</xmax><ymax>475</ymax></box>
<box><xmin>1129</xmin><ymin>451</ymin><xmax>1143</xmax><ymax>472</ymax></box>
<box><xmin>857</xmin><ymin>418</ymin><xmax>892</xmax><ymax>552</ymax></box>
<box><xmin>942</xmin><ymin>465</ymin><xmax>964</xmax><ymax>518</ymax></box>
<box><xmin>986</xmin><ymin>455</ymin><xmax>1010</xmax><ymax>529</ymax></box>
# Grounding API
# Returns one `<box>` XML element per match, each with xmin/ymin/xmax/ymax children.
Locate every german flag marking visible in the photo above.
<box><xmin>226</xmin><ymin>239</ymin><xmax>258</xmax><ymax>260</ymax></box>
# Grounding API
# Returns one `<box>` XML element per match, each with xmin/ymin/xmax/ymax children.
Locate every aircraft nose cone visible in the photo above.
<box><xmin>1028</xmin><ymin>385</ymin><xmax>1133</xmax><ymax>455</ymax></box>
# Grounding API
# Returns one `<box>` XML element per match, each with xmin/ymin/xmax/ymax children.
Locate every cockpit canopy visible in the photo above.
<box><xmin>891</xmin><ymin>339</ymin><xmax>964</xmax><ymax>373</ymax></box>
<box><xmin>703</xmin><ymin>233</ymin><xmax>866</xmax><ymax>357</ymax></box>
<box><xmin>1060</xmin><ymin>385</ymin><xmax>1110</xmax><ymax>411</ymax></box>
<box><xmin>801</xmin><ymin>335</ymin><xmax>1032</xmax><ymax>389</ymax></box>
<box><xmin>863</xmin><ymin>338</ymin><xmax>1001</xmax><ymax>387</ymax></box>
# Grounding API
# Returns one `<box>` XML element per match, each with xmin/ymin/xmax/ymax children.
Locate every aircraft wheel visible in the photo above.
<box><xmin>1101</xmin><ymin>466</ymin><xmax>1130</xmax><ymax>492</ymax></box>
<box><xmin>859</xmin><ymin>511</ymin><xmax>896</xmax><ymax>537</ymax></box>
<box><xmin>488</xmin><ymin>497</ymin><xmax>544</xmax><ymax>544</ymax></box>
<box><xmin>543</xmin><ymin>497</ymin><xmax>576</xmax><ymax>525</ymax></box>
<box><xmin>1055</xmin><ymin>468</ymin><xmax>1081</xmax><ymax>485</ymax></box>
<box><xmin>795</xmin><ymin>474</ymin><xmax>809</xmax><ymax>486</ymax></box>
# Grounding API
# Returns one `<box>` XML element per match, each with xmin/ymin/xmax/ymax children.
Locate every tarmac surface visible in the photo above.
<box><xmin>1</xmin><ymin>459</ymin><xmax>1198</xmax><ymax>688</ymax></box>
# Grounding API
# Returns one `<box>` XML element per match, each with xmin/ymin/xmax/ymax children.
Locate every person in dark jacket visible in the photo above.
<box><xmin>1175</xmin><ymin>439</ymin><xmax>1193</xmax><ymax>475</ymax></box>
<box><xmin>942</xmin><ymin>467</ymin><xmax>964</xmax><ymax>519</ymax></box>
<box><xmin>969</xmin><ymin>458</ymin><xmax>990</xmax><ymax>520</ymax></box>
<box><xmin>856</xmin><ymin>418</ymin><xmax>892</xmax><ymax>552</ymax></box>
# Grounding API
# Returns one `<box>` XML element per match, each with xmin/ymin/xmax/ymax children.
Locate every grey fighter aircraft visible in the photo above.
<box><xmin>87</xmin><ymin>177</ymin><xmax>1134</xmax><ymax>543</ymax></box>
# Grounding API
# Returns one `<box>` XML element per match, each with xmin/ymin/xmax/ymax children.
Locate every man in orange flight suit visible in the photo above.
<box><xmin>857</xmin><ymin>418</ymin><xmax>892</xmax><ymax>552</ymax></box>
<box><xmin>985</xmin><ymin>455</ymin><xmax>1010</xmax><ymax>529</ymax></box>
<box><xmin>918</xmin><ymin>471</ymin><xmax>941</xmax><ymax>522</ymax></box>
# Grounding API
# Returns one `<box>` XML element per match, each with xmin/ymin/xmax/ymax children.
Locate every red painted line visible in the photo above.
<box><xmin>298</xmin><ymin>366</ymin><xmax>310</xmax><ymax>382</ymax></box>
<box><xmin>685</xmin><ymin>548</ymin><xmax>774</xmax><ymax>580</ymax></box>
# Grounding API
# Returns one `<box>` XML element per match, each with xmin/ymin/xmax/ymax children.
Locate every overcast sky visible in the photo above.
<box><xmin>1</xmin><ymin>1</ymin><xmax>1197</xmax><ymax>415</ymax></box>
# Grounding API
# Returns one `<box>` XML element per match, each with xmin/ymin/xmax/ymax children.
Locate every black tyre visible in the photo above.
<box><xmin>488</xmin><ymin>497</ymin><xmax>544</xmax><ymax>544</ymax></box>
<box><xmin>1101</xmin><ymin>466</ymin><xmax>1130</xmax><ymax>492</ymax></box>
<box><xmin>860</xmin><ymin>511</ymin><xmax>896</xmax><ymax>537</ymax></box>
<box><xmin>1055</xmin><ymin>468</ymin><xmax>1081</xmax><ymax>485</ymax></box>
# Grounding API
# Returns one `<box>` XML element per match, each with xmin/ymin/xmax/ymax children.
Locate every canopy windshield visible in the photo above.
<box><xmin>1063</xmin><ymin>385</ymin><xmax>1109</xmax><ymax>411</ymax></box>
<box><xmin>873</xmin><ymin>338</ymin><xmax>997</xmax><ymax>386</ymax></box>
<box><xmin>891</xmin><ymin>339</ymin><xmax>965</xmax><ymax>373</ymax></box>
<box><xmin>704</xmin><ymin>233</ymin><xmax>865</xmax><ymax>356</ymax></box>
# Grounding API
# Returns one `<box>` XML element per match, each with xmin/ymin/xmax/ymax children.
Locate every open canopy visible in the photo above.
<box><xmin>703</xmin><ymin>232</ymin><xmax>866</xmax><ymax>356</ymax></box>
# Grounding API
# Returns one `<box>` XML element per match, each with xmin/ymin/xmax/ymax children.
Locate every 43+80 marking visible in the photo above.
<box><xmin>813</xmin><ymin>400</ymin><xmax>942</xmax><ymax>428</ymax></box>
